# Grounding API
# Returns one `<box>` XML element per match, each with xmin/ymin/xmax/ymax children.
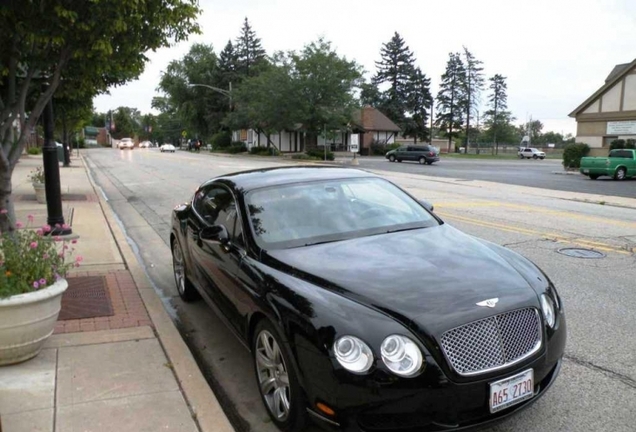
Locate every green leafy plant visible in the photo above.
<box><xmin>28</xmin><ymin>167</ymin><xmax>45</xmax><ymax>184</ymax></box>
<box><xmin>0</xmin><ymin>216</ymin><xmax>80</xmax><ymax>298</ymax></box>
<box><xmin>306</xmin><ymin>148</ymin><xmax>334</xmax><ymax>161</ymax></box>
<box><xmin>370</xmin><ymin>141</ymin><xmax>400</xmax><ymax>156</ymax></box>
<box><xmin>227</xmin><ymin>143</ymin><xmax>247</xmax><ymax>154</ymax></box>
<box><xmin>211</xmin><ymin>132</ymin><xmax>232</xmax><ymax>149</ymax></box>
<box><xmin>249</xmin><ymin>146</ymin><xmax>279</xmax><ymax>156</ymax></box>
<box><xmin>562</xmin><ymin>143</ymin><xmax>590</xmax><ymax>169</ymax></box>
<box><xmin>290</xmin><ymin>153</ymin><xmax>319</xmax><ymax>160</ymax></box>
<box><xmin>27</xmin><ymin>147</ymin><xmax>42</xmax><ymax>155</ymax></box>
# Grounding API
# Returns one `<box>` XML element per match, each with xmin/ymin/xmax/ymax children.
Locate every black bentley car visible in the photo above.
<box><xmin>170</xmin><ymin>167</ymin><xmax>566</xmax><ymax>432</ymax></box>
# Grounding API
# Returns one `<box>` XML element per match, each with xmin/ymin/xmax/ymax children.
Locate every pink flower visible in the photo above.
<box><xmin>0</xmin><ymin>209</ymin><xmax>7</xmax><ymax>214</ymax></box>
<box><xmin>62</xmin><ymin>224</ymin><xmax>70</xmax><ymax>230</ymax></box>
<box><xmin>75</xmin><ymin>256</ymin><xmax>83</xmax><ymax>263</ymax></box>
<box><xmin>55</xmin><ymin>223</ymin><xmax>61</xmax><ymax>228</ymax></box>
<box><xmin>54</xmin><ymin>273</ymin><xmax>61</xmax><ymax>280</ymax></box>
<box><xmin>39</xmin><ymin>278</ymin><xmax>46</xmax><ymax>286</ymax></box>
<box><xmin>30</xmin><ymin>241</ymin><xmax>38</xmax><ymax>249</ymax></box>
<box><xmin>43</xmin><ymin>225</ymin><xmax>51</xmax><ymax>233</ymax></box>
<box><xmin>74</xmin><ymin>262</ymin><xmax>80</xmax><ymax>267</ymax></box>
<box><xmin>27</xmin><ymin>214</ymin><xmax>34</xmax><ymax>222</ymax></box>
<box><xmin>71</xmin><ymin>239</ymin><xmax>77</xmax><ymax>244</ymax></box>
<box><xmin>16</xmin><ymin>222</ymin><xmax>23</xmax><ymax>229</ymax></box>
<box><xmin>54</xmin><ymin>236</ymin><xmax>62</xmax><ymax>242</ymax></box>
<box><xmin>33</xmin><ymin>281</ymin><xmax>39</xmax><ymax>289</ymax></box>
<box><xmin>36</xmin><ymin>229</ymin><xmax>44</xmax><ymax>236</ymax></box>
<box><xmin>63</xmin><ymin>245</ymin><xmax>68</xmax><ymax>250</ymax></box>
<box><xmin>58</xmin><ymin>252</ymin><xmax>64</xmax><ymax>257</ymax></box>
<box><xmin>42</xmin><ymin>253</ymin><xmax>49</xmax><ymax>259</ymax></box>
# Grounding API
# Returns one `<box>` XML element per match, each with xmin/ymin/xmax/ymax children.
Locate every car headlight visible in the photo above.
<box><xmin>540</xmin><ymin>294</ymin><xmax>555</xmax><ymax>328</ymax></box>
<box><xmin>380</xmin><ymin>335</ymin><xmax>424</xmax><ymax>377</ymax></box>
<box><xmin>333</xmin><ymin>336</ymin><xmax>374</xmax><ymax>373</ymax></box>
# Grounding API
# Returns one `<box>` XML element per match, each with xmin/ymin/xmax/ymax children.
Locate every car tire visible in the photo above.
<box><xmin>172</xmin><ymin>239</ymin><xmax>200</xmax><ymax>302</ymax></box>
<box><xmin>418</xmin><ymin>156</ymin><xmax>425</xmax><ymax>165</ymax></box>
<box><xmin>389</xmin><ymin>155</ymin><xmax>395</xmax><ymax>162</ymax></box>
<box><xmin>519</xmin><ymin>154</ymin><xmax>524</xmax><ymax>159</ymax></box>
<box><xmin>614</xmin><ymin>167</ymin><xmax>627</xmax><ymax>181</ymax></box>
<box><xmin>533</xmin><ymin>155</ymin><xmax>538</xmax><ymax>159</ymax></box>
<box><xmin>253</xmin><ymin>320</ymin><xmax>307</xmax><ymax>432</ymax></box>
<box><xmin>589</xmin><ymin>174</ymin><xmax>599</xmax><ymax>180</ymax></box>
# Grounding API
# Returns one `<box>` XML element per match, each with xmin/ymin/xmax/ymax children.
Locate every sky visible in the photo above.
<box><xmin>93</xmin><ymin>0</ymin><xmax>636</xmax><ymax>136</ymax></box>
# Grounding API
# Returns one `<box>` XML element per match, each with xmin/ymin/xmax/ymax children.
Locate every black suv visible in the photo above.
<box><xmin>385</xmin><ymin>145</ymin><xmax>440</xmax><ymax>165</ymax></box>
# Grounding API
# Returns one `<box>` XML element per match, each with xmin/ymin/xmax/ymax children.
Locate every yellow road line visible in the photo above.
<box><xmin>437</xmin><ymin>211</ymin><xmax>633</xmax><ymax>256</ymax></box>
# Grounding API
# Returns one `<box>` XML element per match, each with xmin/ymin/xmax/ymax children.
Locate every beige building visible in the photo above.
<box><xmin>570</xmin><ymin>58</ymin><xmax>636</xmax><ymax>150</ymax></box>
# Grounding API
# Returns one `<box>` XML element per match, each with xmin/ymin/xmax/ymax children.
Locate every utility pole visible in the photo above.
<box><xmin>42</xmin><ymin>87</ymin><xmax>71</xmax><ymax>236</ymax></box>
<box><xmin>323</xmin><ymin>123</ymin><xmax>327</xmax><ymax>161</ymax></box>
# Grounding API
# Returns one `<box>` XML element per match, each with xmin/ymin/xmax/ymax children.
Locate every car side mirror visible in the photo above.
<box><xmin>200</xmin><ymin>225</ymin><xmax>230</xmax><ymax>245</ymax></box>
<box><xmin>419</xmin><ymin>199</ymin><xmax>434</xmax><ymax>212</ymax></box>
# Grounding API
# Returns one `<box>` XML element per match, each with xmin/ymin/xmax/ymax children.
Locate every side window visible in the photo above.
<box><xmin>407</xmin><ymin>146</ymin><xmax>414</xmax><ymax>151</ymax></box>
<box><xmin>194</xmin><ymin>186</ymin><xmax>243</xmax><ymax>243</ymax></box>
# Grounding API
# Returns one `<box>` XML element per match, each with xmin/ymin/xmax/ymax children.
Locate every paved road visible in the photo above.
<box><xmin>343</xmin><ymin>156</ymin><xmax>636</xmax><ymax>198</ymax></box>
<box><xmin>84</xmin><ymin>148</ymin><xmax>636</xmax><ymax>432</ymax></box>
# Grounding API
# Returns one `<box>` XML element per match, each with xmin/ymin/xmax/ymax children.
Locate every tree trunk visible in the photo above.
<box><xmin>0</xmin><ymin>166</ymin><xmax>15</xmax><ymax>235</ymax></box>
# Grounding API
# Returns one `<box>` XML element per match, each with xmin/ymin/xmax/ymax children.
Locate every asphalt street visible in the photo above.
<box><xmin>344</xmin><ymin>156</ymin><xmax>636</xmax><ymax>199</ymax></box>
<box><xmin>84</xmin><ymin>148</ymin><xmax>636</xmax><ymax>432</ymax></box>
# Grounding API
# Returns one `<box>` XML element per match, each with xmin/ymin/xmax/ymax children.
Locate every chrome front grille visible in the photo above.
<box><xmin>440</xmin><ymin>308</ymin><xmax>542</xmax><ymax>376</ymax></box>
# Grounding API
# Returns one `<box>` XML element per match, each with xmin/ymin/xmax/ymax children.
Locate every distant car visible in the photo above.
<box><xmin>118</xmin><ymin>138</ymin><xmax>134</xmax><ymax>150</ymax></box>
<box><xmin>518</xmin><ymin>148</ymin><xmax>545</xmax><ymax>160</ymax></box>
<box><xmin>386</xmin><ymin>145</ymin><xmax>440</xmax><ymax>165</ymax></box>
<box><xmin>160</xmin><ymin>144</ymin><xmax>176</xmax><ymax>153</ymax></box>
<box><xmin>139</xmin><ymin>141</ymin><xmax>152</xmax><ymax>148</ymax></box>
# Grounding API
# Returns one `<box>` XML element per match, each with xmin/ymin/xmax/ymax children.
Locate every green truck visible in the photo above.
<box><xmin>579</xmin><ymin>149</ymin><xmax>636</xmax><ymax>180</ymax></box>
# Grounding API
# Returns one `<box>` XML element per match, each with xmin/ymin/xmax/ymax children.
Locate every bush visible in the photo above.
<box><xmin>226</xmin><ymin>143</ymin><xmax>247</xmax><ymax>154</ymax></box>
<box><xmin>610</xmin><ymin>139</ymin><xmax>626</xmax><ymax>150</ymax></box>
<box><xmin>562</xmin><ymin>143</ymin><xmax>590</xmax><ymax>169</ymax></box>
<box><xmin>370</xmin><ymin>141</ymin><xmax>400</xmax><ymax>156</ymax></box>
<box><xmin>211</xmin><ymin>132</ymin><xmax>232</xmax><ymax>149</ymax></box>
<box><xmin>291</xmin><ymin>153</ymin><xmax>319</xmax><ymax>160</ymax></box>
<box><xmin>306</xmin><ymin>148</ymin><xmax>334</xmax><ymax>161</ymax></box>
<box><xmin>27</xmin><ymin>147</ymin><xmax>41</xmax><ymax>155</ymax></box>
<box><xmin>77</xmin><ymin>137</ymin><xmax>86</xmax><ymax>149</ymax></box>
<box><xmin>626</xmin><ymin>139</ymin><xmax>636</xmax><ymax>149</ymax></box>
<box><xmin>249</xmin><ymin>146</ymin><xmax>280</xmax><ymax>156</ymax></box>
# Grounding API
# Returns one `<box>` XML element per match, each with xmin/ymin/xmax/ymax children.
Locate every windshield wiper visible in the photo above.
<box><xmin>384</xmin><ymin>226</ymin><xmax>427</xmax><ymax>234</ymax></box>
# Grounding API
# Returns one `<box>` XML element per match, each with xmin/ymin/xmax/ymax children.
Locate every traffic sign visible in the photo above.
<box><xmin>350</xmin><ymin>134</ymin><xmax>359</xmax><ymax>153</ymax></box>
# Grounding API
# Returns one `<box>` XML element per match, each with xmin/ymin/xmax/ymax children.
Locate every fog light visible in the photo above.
<box><xmin>316</xmin><ymin>402</ymin><xmax>335</xmax><ymax>416</ymax></box>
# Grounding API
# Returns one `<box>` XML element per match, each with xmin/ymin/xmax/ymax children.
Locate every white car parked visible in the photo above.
<box><xmin>518</xmin><ymin>147</ymin><xmax>546</xmax><ymax>160</ymax></box>
<box><xmin>118</xmin><ymin>138</ymin><xmax>134</xmax><ymax>150</ymax></box>
<box><xmin>139</xmin><ymin>140</ymin><xmax>152</xmax><ymax>148</ymax></box>
<box><xmin>160</xmin><ymin>144</ymin><xmax>176</xmax><ymax>153</ymax></box>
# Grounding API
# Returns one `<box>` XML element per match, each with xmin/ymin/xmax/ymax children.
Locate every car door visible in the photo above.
<box><xmin>406</xmin><ymin>146</ymin><xmax>417</xmax><ymax>161</ymax></box>
<box><xmin>188</xmin><ymin>184</ymin><xmax>245</xmax><ymax>331</ymax></box>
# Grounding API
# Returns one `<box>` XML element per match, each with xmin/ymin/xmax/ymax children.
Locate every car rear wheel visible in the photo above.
<box><xmin>172</xmin><ymin>240</ymin><xmax>199</xmax><ymax>302</ymax></box>
<box><xmin>614</xmin><ymin>167</ymin><xmax>627</xmax><ymax>181</ymax></box>
<box><xmin>253</xmin><ymin>320</ymin><xmax>307</xmax><ymax>432</ymax></box>
<box><xmin>389</xmin><ymin>155</ymin><xmax>395</xmax><ymax>162</ymax></box>
<box><xmin>418</xmin><ymin>156</ymin><xmax>425</xmax><ymax>165</ymax></box>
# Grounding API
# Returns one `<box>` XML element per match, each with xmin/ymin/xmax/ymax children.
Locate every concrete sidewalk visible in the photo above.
<box><xmin>0</xmin><ymin>154</ymin><xmax>234</xmax><ymax>432</ymax></box>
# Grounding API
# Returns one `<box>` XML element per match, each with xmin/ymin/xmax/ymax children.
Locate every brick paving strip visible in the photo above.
<box><xmin>54</xmin><ymin>270</ymin><xmax>153</xmax><ymax>334</ymax></box>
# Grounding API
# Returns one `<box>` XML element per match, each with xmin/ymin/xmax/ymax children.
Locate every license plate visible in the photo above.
<box><xmin>583</xmin><ymin>169</ymin><xmax>589</xmax><ymax>173</ymax></box>
<box><xmin>489</xmin><ymin>369</ymin><xmax>534</xmax><ymax>413</ymax></box>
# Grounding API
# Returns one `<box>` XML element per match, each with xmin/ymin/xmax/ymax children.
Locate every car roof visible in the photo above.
<box><xmin>205</xmin><ymin>166</ymin><xmax>377</xmax><ymax>192</ymax></box>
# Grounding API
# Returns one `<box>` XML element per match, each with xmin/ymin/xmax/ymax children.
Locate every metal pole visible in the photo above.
<box><xmin>323</xmin><ymin>124</ymin><xmax>327</xmax><ymax>161</ymax></box>
<box><xmin>229</xmin><ymin>82</ymin><xmax>232</xmax><ymax>110</ymax></box>
<box><xmin>42</xmin><ymin>90</ymin><xmax>71</xmax><ymax>235</ymax></box>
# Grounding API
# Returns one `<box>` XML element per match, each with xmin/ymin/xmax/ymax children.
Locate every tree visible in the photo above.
<box><xmin>527</xmin><ymin>119</ymin><xmax>544</xmax><ymax>144</ymax></box>
<box><xmin>218</xmin><ymin>40</ymin><xmax>239</xmax><ymax>88</ymax></box>
<box><xmin>110</xmin><ymin>107</ymin><xmax>141</xmax><ymax>140</ymax></box>
<box><xmin>403</xmin><ymin>67</ymin><xmax>433</xmax><ymax>143</ymax></box>
<box><xmin>235</xmin><ymin>18</ymin><xmax>267</xmax><ymax>79</ymax></box>
<box><xmin>53</xmin><ymin>95</ymin><xmax>93</xmax><ymax>163</ymax></box>
<box><xmin>482</xmin><ymin>110</ymin><xmax>518</xmax><ymax>145</ymax></box>
<box><xmin>0</xmin><ymin>0</ymin><xmax>200</xmax><ymax>233</ymax></box>
<box><xmin>372</xmin><ymin>32</ymin><xmax>416</xmax><ymax>131</ymax></box>
<box><xmin>436</xmin><ymin>53</ymin><xmax>466</xmax><ymax>152</ymax></box>
<box><xmin>359</xmin><ymin>80</ymin><xmax>382</xmax><ymax>107</ymax></box>
<box><xmin>484</xmin><ymin>74</ymin><xmax>508</xmax><ymax>154</ymax></box>
<box><xmin>291</xmin><ymin>39</ymin><xmax>362</xmax><ymax>148</ymax></box>
<box><xmin>462</xmin><ymin>47</ymin><xmax>485</xmax><ymax>149</ymax></box>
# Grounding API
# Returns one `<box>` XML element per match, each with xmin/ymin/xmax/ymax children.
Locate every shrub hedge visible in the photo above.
<box><xmin>562</xmin><ymin>143</ymin><xmax>590</xmax><ymax>169</ymax></box>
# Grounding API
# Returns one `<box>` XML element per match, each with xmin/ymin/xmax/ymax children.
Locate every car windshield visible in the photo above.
<box><xmin>245</xmin><ymin>177</ymin><xmax>439</xmax><ymax>249</ymax></box>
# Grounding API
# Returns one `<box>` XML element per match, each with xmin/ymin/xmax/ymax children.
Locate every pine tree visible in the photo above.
<box><xmin>485</xmin><ymin>74</ymin><xmax>508</xmax><ymax>154</ymax></box>
<box><xmin>235</xmin><ymin>17</ymin><xmax>267</xmax><ymax>78</ymax></box>
<box><xmin>403</xmin><ymin>66</ymin><xmax>433</xmax><ymax>143</ymax></box>
<box><xmin>462</xmin><ymin>46</ymin><xmax>485</xmax><ymax>149</ymax></box>
<box><xmin>373</xmin><ymin>32</ymin><xmax>416</xmax><ymax>131</ymax></box>
<box><xmin>436</xmin><ymin>53</ymin><xmax>466</xmax><ymax>152</ymax></box>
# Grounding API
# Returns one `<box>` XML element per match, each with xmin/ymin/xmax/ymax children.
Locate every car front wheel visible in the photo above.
<box><xmin>172</xmin><ymin>239</ymin><xmax>199</xmax><ymax>302</ymax></box>
<box><xmin>389</xmin><ymin>155</ymin><xmax>395</xmax><ymax>162</ymax></box>
<box><xmin>253</xmin><ymin>320</ymin><xmax>307</xmax><ymax>432</ymax></box>
<box><xmin>533</xmin><ymin>155</ymin><xmax>538</xmax><ymax>159</ymax></box>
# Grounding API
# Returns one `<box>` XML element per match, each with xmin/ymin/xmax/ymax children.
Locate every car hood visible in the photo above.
<box><xmin>265</xmin><ymin>224</ymin><xmax>542</xmax><ymax>336</ymax></box>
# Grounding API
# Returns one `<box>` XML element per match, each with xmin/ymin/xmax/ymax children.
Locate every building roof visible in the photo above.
<box><xmin>352</xmin><ymin>106</ymin><xmax>401</xmax><ymax>132</ymax></box>
<box><xmin>569</xmin><ymin>58</ymin><xmax>636</xmax><ymax>118</ymax></box>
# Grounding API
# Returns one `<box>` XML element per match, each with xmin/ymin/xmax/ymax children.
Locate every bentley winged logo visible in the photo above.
<box><xmin>476</xmin><ymin>298</ymin><xmax>499</xmax><ymax>308</ymax></box>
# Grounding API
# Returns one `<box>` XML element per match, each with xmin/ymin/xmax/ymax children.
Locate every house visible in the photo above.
<box><xmin>569</xmin><ymin>58</ymin><xmax>636</xmax><ymax>154</ymax></box>
<box><xmin>232</xmin><ymin>106</ymin><xmax>401</xmax><ymax>154</ymax></box>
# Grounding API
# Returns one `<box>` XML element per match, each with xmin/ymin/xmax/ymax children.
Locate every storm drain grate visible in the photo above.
<box><xmin>557</xmin><ymin>248</ymin><xmax>606</xmax><ymax>259</ymax></box>
<box><xmin>58</xmin><ymin>276</ymin><xmax>114</xmax><ymax>320</ymax></box>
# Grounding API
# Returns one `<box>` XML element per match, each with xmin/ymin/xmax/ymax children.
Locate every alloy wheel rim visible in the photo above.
<box><xmin>172</xmin><ymin>244</ymin><xmax>185</xmax><ymax>294</ymax></box>
<box><xmin>618</xmin><ymin>170</ymin><xmax>625</xmax><ymax>179</ymax></box>
<box><xmin>256</xmin><ymin>330</ymin><xmax>291</xmax><ymax>421</ymax></box>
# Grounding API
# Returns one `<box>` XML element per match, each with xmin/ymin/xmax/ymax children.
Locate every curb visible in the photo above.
<box><xmin>552</xmin><ymin>171</ymin><xmax>581</xmax><ymax>175</ymax></box>
<box><xmin>80</xmin><ymin>154</ymin><xmax>234</xmax><ymax>432</ymax></box>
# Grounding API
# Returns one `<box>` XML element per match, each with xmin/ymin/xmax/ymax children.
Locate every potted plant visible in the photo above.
<box><xmin>28</xmin><ymin>167</ymin><xmax>46</xmax><ymax>204</ymax></box>
<box><xmin>0</xmin><ymin>214</ymin><xmax>80</xmax><ymax>365</ymax></box>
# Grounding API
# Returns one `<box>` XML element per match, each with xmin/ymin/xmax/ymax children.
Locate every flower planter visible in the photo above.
<box><xmin>33</xmin><ymin>182</ymin><xmax>46</xmax><ymax>204</ymax></box>
<box><xmin>0</xmin><ymin>278</ymin><xmax>68</xmax><ymax>365</ymax></box>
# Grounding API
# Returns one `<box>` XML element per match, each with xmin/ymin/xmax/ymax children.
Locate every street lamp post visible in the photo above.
<box><xmin>187</xmin><ymin>83</ymin><xmax>232</xmax><ymax>110</ymax></box>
